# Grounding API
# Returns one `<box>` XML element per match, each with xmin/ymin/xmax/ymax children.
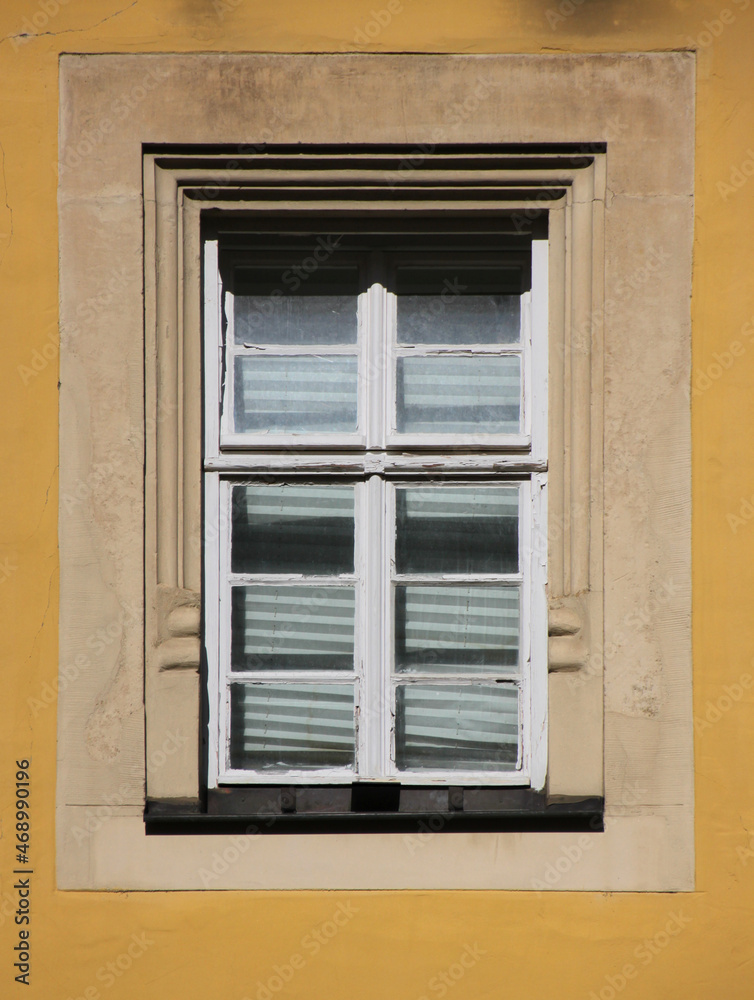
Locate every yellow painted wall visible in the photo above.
<box><xmin>0</xmin><ymin>1</ymin><xmax>752</xmax><ymax>997</ymax></box>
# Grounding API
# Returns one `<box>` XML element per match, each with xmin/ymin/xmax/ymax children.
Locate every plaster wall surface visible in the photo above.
<box><xmin>0</xmin><ymin>0</ymin><xmax>751</xmax><ymax>997</ymax></box>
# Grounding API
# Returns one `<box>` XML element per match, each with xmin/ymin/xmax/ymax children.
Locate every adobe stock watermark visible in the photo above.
<box><xmin>69</xmin><ymin>731</ymin><xmax>189</xmax><ymax>845</ymax></box>
<box><xmin>403</xmin><ymin>807</ymin><xmax>458</xmax><ymax>855</ymax></box>
<box><xmin>213</xmin><ymin>0</ymin><xmax>245</xmax><ymax>19</ymax></box>
<box><xmin>59</xmin><ymin>67</ymin><xmax>171</xmax><ymax>174</ymax></box>
<box><xmin>692</xmin><ymin>313</ymin><xmax>754</xmax><ymax>397</ymax></box>
<box><xmin>726</xmin><ymin>491</ymin><xmax>754</xmax><ymax>534</ymax></box>
<box><xmin>235</xmin><ymin>235</ymin><xmax>344</xmax><ymax>340</ymax></box>
<box><xmin>383</xmin><ymin>77</ymin><xmax>500</xmax><ymax>190</ymax></box>
<box><xmin>555</xmin><ymin>243</ymin><xmax>671</xmax><ymax>357</ymax></box>
<box><xmin>530</xmin><ymin>782</ymin><xmax>646</xmax><ymax>890</ymax></box>
<box><xmin>684</xmin><ymin>0</ymin><xmax>751</xmax><ymax>55</ymax></box>
<box><xmin>189</xmin><ymin>106</ymin><xmax>299</xmax><ymax>180</ymax></box>
<box><xmin>547</xmin><ymin>0</ymin><xmax>750</xmax><ymax>35</ymax></box>
<box><xmin>718</xmin><ymin>146</ymin><xmax>754</xmax><ymax>202</ymax></box>
<box><xmin>27</xmin><ymin>600</ymin><xmax>140</xmax><ymax>718</ymax></box>
<box><xmin>197</xmin><ymin>802</ymin><xmax>285</xmax><ymax>887</ymax></box>
<box><xmin>414</xmin><ymin>943</ymin><xmax>486</xmax><ymax>1000</ymax></box>
<box><xmin>242</xmin><ymin>901</ymin><xmax>359</xmax><ymax>1000</ymax></box>
<box><xmin>511</xmin><ymin>124</ymin><xmax>629</xmax><ymax>236</ymax></box>
<box><xmin>694</xmin><ymin>671</ymin><xmax>753</xmax><ymax>736</ymax></box>
<box><xmin>586</xmin><ymin>910</ymin><xmax>692</xmax><ymax>1000</ymax></box>
<box><xmin>349</xmin><ymin>0</ymin><xmax>409</xmax><ymax>46</ymax></box>
<box><xmin>0</xmin><ymin>554</ymin><xmax>18</xmax><ymax>586</ymax></box>
<box><xmin>60</xmin><ymin>461</ymin><xmax>114</xmax><ymax>516</ymax></box>
<box><xmin>64</xmin><ymin>931</ymin><xmax>154</xmax><ymax>1000</ymax></box>
<box><xmin>9</xmin><ymin>0</ymin><xmax>71</xmax><ymax>51</ymax></box>
<box><xmin>735</xmin><ymin>826</ymin><xmax>754</xmax><ymax>867</ymax></box>
<box><xmin>18</xmin><ymin>265</ymin><xmax>132</xmax><ymax>386</ymax></box>
<box><xmin>568</xmin><ymin>578</ymin><xmax>680</xmax><ymax>691</ymax></box>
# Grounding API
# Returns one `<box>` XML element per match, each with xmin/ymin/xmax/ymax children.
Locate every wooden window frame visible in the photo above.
<box><xmin>204</xmin><ymin>237</ymin><xmax>549</xmax><ymax>790</ymax></box>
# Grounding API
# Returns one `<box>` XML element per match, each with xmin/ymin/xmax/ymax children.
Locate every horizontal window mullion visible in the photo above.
<box><xmin>383</xmin><ymin>434</ymin><xmax>533</xmax><ymax>449</ymax></box>
<box><xmin>218</xmin><ymin>770</ymin><xmax>357</xmax><ymax>785</ymax></box>
<box><xmin>228</xmin><ymin>573</ymin><xmax>357</xmax><ymax>584</ymax></box>
<box><xmin>219</xmin><ymin>434</ymin><xmax>367</xmax><ymax>451</ymax></box>
<box><xmin>230</xmin><ymin>672</ymin><xmax>357</xmax><ymax>683</ymax></box>
<box><xmin>206</xmin><ymin>455</ymin><xmax>543</xmax><ymax>473</ymax></box>
<box><xmin>392</xmin><ymin>574</ymin><xmax>523</xmax><ymax>583</ymax></box>
<box><xmin>374</xmin><ymin>773</ymin><xmax>525</xmax><ymax>787</ymax></box>
<box><xmin>229</xmin><ymin>345</ymin><xmax>360</xmax><ymax>356</ymax></box>
<box><xmin>392</xmin><ymin>677</ymin><xmax>522</xmax><ymax>686</ymax></box>
<box><xmin>393</xmin><ymin>346</ymin><xmax>523</xmax><ymax>356</ymax></box>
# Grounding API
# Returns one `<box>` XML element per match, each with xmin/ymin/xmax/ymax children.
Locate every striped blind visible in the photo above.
<box><xmin>230</xmin><ymin>684</ymin><xmax>355</xmax><ymax>770</ymax></box>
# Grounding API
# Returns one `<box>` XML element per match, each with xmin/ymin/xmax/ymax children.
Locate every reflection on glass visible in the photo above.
<box><xmin>396</xmin><ymin>356</ymin><xmax>520</xmax><ymax>434</ymax></box>
<box><xmin>231</xmin><ymin>484</ymin><xmax>354</xmax><ymax>575</ymax></box>
<box><xmin>395</xmin><ymin>486</ymin><xmax>519</xmax><ymax>575</ymax></box>
<box><xmin>230</xmin><ymin>683</ymin><xmax>355</xmax><ymax>770</ymax></box>
<box><xmin>231</xmin><ymin>585</ymin><xmax>355</xmax><ymax>671</ymax></box>
<box><xmin>395</xmin><ymin>585</ymin><xmax>519</xmax><ymax>673</ymax></box>
<box><xmin>233</xmin><ymin>265</ymin><xmax>359</xmax><ymax>345</ymax></box>
<box><xmin>396</xmin><ymin>266</ymin><xmax>521</xmax><ymax>345</ymax></box>
<box><xmin>234</xmin><ymin>356</ymin><xmax>358</xmax><ymax>435</ymax></box>
<box><xmin>395</xmin><ymin>684</ymin><xmax>519</xmax><ymax>771</ymax></box>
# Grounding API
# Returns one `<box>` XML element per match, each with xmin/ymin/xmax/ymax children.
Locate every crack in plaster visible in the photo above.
<box><xmin>0</xmin><ymin>465</ymin><xmax>58</xmax><ymax>546</ymax></box>
<box><xmin>26</xmin><ymin>566</ymin><xmax>55</xmax><ymax>666</ymax></box>
<box><xmin>2</xmin><ymin>1</ymin><xmax>138</xmax><ymax>46</ymax></box>
<box><xmin>0</xmin><ymin>142</ymin><xmax>13</xmax><ymax>268</ymax></box>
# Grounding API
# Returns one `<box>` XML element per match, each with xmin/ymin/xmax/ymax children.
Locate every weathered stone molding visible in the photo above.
<box><xmin>58</xmin><ymin>52</ymin><xmax>693</xmax><ymax>890</ymax></box>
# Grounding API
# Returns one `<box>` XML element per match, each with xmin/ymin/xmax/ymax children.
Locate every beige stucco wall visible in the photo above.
<box><xmin>0</xmin><ymin>0</ymin><xmax>751</xmax><ymax>996</ymax></box>
<box><xmin>56</xmin><ymin>52</ymin><xmax>692</xmax><ymax>891</ymax></box>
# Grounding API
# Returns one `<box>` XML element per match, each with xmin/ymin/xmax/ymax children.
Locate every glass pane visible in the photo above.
<box><xmin>231</xmin><ymin>484</ymin><xmax>354</xmax><ymax>575</ymax></box>
<box><xmin>230</xmin><ymin>683</ymin><xmax>355</xmax><ymax>770</ymax></box>
<box><xmin>233</xmin><ymin>265</ymin><xmax>359</xmax><ymax>345</ymax></box>
<box><xmin>397</xmin><ymin>266</ymin><xmax>521</xmax><ymax>345</ymax></box>
<box><xmin>395</xmin><ymin>486</ymin><xmax>519</xmax><ymax>575</ymax></box>
<box><xmin>396</xmin><ymin>356</ymin><xmax>520</xmax><ymax>434</ymax></box>
<box><xmin>395</xmin><ymin>585</ymin><xmax>519</xmax><ymax>674</ymax></box>
<box><xmin>395</xmin><ymin>684</ymin><xmax>519</xmax><ymax>771</ymax></box>
<box><xmin>232</xmin><ymin>585</ymin><xmax>355</xmax><ymax>671</ymax></box>
<box><xmin>234</xmin><ymin>356</ymin><xmax>358</xmax><ymax>434</ymax></box>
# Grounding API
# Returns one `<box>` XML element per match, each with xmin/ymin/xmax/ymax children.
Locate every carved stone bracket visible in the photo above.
<box><xmin>154</xmin><ymin>586</ymin><xmax>201</xmax><ymax>671</ymax></box>
<box><xmin>548</xmin><ymin>595</ymin><xmax>589</xmax><ymax>671</ymax></box>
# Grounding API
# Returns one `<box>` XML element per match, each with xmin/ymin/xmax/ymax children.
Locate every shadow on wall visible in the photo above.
<box><xmin>140</xmin><ymin>0</ymin><xmax>675</xmax><ymax>45</ymax></box>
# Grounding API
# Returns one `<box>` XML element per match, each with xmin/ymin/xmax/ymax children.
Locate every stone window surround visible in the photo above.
<box><xmin>57</xmin><ymin>52</ymin><xmax>693</xmax><ymax>890</ymax></box>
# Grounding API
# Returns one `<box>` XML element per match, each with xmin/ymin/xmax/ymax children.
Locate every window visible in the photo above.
<box><xmin>204</xmin><ymin>233</ymin><xmax>548</xmax><ymax>792</ymax></box>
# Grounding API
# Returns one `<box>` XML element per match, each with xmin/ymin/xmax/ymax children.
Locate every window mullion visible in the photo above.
<box><xmin>212</xmin><ymin>475</ymin><xmax>228</xmax><ymax>785</ymax></box>
<box><xmin>527</xmin><ymin>471</ymin><xmax>548</xmax><ymax>790</ymax></box>
<box><xmin>203</xmin><ymin>239</ymin><xmax>221</xmax><ymax>465</ymax></box>
<box><xmin>361</xmin><ymin>474</ymin><xmax>387</xmax><ymax>778</ymax></box>
<box><xmin>366</xmin><ymin>255</ymin><xmax>387</xmax><ymax>451</ymax></box>
<box><xmin>531</xmin><ymin>238</ymin><xmax>549</xmax><ymax>465</ymax></box>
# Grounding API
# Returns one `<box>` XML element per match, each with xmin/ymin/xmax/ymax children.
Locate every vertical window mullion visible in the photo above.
<box><xmin>203</xmin><ymin>239</ymin><xmax>222</xmax><ymax>464</ymax></box>
<box><xmin>528</xmin><ymin>471</ymin><xmax>548</xmax><ymax>790</ymax></box>
<box><xmin>385</xmin><ymin>283</ymin><xmax>397</xmax><ymax>443</ymax></box>
<box><xmin>354</xmin><ymin>479</ymin><xmax>367</xmax><ymax>775</ymax></box>
<box><xmin>216</xmin><ymin>477</ymin><xmax>232</xmax><ymax>782</ymax></box>
<box><xmin>518</xmin><ymin>478</ymin><xmax>532</xmax><ymax>776</ymax></box>
<box><xmin>205</xmin><ymin>472</ymin><xmax>222</xmax><ymax>787</ymax></box>
<box><xmin>385</xmin><ymin>479</ymin><xmax>398</xmax><ymax>777</ymax></box>
<box><xmin>531</xmin><ymin>238</ymin><xmax>549</xmax><ymax>464</ymax></box>
<box><xmin>361</xmin><ymin>474</ymin><xmax>386</xmax><ymax>777</ymax></box>
<box><xmin>366</xmin><ymin>255</ymin><xmax>388</xmax><ymax>451</ymax></box>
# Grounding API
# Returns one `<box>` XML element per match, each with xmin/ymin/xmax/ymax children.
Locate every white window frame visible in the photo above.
<box><xmin>204</xmin><ymin>237</ymin><xmax>549</xmax><ymax>790</ymax></box>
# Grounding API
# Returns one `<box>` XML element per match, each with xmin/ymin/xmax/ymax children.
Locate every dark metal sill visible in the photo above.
<box><xmin>145</xmin><ymin>789</ymin><xmax>604</xmax><ymax>836</ymax></box>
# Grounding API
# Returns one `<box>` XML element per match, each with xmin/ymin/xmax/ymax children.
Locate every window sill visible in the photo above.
<box><xmin>144</xmin><ymin>790</ymin><xmax>604</xmax><ymax>835</ymax></box>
